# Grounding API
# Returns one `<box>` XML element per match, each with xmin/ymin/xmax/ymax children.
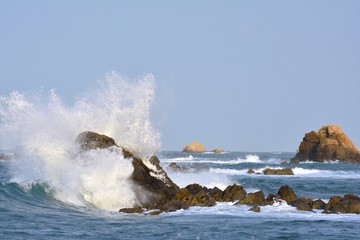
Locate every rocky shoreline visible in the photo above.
<box><xmin>77</xmin><ymin>131</ymin><xmax>360</xmax><ymax>215</ymax></box>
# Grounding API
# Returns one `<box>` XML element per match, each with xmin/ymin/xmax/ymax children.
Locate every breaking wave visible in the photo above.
<box><xmin>0</xmin><ymin>72</ymin><xmax>159</xmax><ymax>211</ymax></box>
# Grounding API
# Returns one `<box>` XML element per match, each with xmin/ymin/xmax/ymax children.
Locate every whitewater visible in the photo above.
<box><xmin>1</xmin><ymin>73</ymin><xmax>360</xmax><ymax>239</ymax></box>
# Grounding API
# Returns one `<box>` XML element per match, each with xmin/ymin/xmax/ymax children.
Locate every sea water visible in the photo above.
<box><xmin>1</xmin><ymin>74</ymin><xmax>360</xmax><ymax>239</ymax></box>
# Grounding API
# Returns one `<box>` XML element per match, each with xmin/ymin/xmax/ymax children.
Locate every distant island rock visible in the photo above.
<box><xmin>182</xmin><ymin>142</ymin><xmax>205</xmax><ymax>153</ymax></box>
<box><xmin>291</xmin><ymin>125</ymin><xmax>360</xmax><ymax>163</ymax></box>
<box><xmin>211</xmin><ymin>148</ymin><xmax>225</xmax><ymax>154</ymax></box>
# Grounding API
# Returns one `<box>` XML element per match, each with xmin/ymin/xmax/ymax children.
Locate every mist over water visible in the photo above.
<box><xmin>0</xmin><ymin>72</ymin><xmax>160</xmax><ymax>210</ymax></box>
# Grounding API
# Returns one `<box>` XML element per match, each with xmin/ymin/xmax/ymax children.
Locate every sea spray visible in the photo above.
<box><xmin>0</xmin><ymin>72</ymin><xmax>160</xmax><ymax>210</ymax></box>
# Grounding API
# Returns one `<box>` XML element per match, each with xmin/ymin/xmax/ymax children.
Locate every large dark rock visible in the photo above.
<box><xmin>325</xmin><ymin>194</ymin><xmax>360</xmax><ymax>214</ymax></box>
<box><xmin>293</xmin><ymin>197</ymin><xmax>313</xmax><ymax>212</ymax></box>
<box><xmin>263</xmin><ymin>168</ymin><xmax>294</xmax><ymax>175</ymax></box>
<box><xmin>222</xmin><ymin>184</ymin><xmax>247</xmax><ymax>202</ymax></box>
<box><xmin>76</xmin><ymin>131</ymin><xmax>118</xmax><ymax>150</ymax></box>
<box><xmin>76</xmin><ymin>131</ymin><xmax>179</xmax><ymax>210</ymax></box>
<box><xmin>278</xmin><ymin>185</ymin><xmax>298</xmax><ymax>204</ymax></box>
<box><xmin>291</xmin><ymin>125</ymin><xmax>360</xmax><ymax>163</ymax></box>
<box><xmin>172</xmin><ymin>184</ymin><xmax>216</xmax><ymax>207</ymax></box>
<box><xmin>235</xmin><ymin>191</ymin><xmax>266</xmax><ymax>206</ymax></box>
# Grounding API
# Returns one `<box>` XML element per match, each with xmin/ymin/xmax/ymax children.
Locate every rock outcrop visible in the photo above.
<box><xmin>291</xmin><ymin>125</ymin><xmax>360</xmax><ymax>163</ymax></box>
<box><xmin>76</xmin><ymin>131</ymin><xmax>179</xmax><ymax>210</ymax></box>
<box><xmin>182</xmin><ymin>142</ymin><xmax>205</xmax><ymax>153</ymax></box>
<box><xmin>211</xmin><ymin>148</ymin><xmax>225</xmax><ymax>154</ymax></box>
<box><xmin>75</xmin><ymin>131</ymin><xmax>360</xmax><ymax>215</ymax></box>
<box><xmin>263</xmin><ymin>168</ymin><xmax>294</xmax><ymax>175</ymax></box>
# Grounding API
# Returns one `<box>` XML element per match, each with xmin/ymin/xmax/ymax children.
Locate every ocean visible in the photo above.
<box><xmin>0</xmin><ymin>75</ymin><xmax>359</xmax><ymax>239</ymax></box>
<box><xmin>1</xmin><ymin>151</ymin><xmax>360</xmax><ymax>239</ymax></box>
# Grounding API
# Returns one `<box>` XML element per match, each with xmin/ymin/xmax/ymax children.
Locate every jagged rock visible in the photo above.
<box><xmin>326</xmin><ymin>194</ymin><xmax>360</xmax><ymax>214</ymax></box>
<box><xmin>291</xmin><ymin>125</ymin><xmax>360</xmax><ymax>163</ymax></box>
<box><xmin>312</xmin><ymin>199</ymin><xmax>326</xmax><ymax>210</ymax></box>
<box><xmin>208</xmin><ymin>187</ymin><xmax>224</xmax><ymax>202</ymax></box>
<box><xmin>280</xmin><ymin>161</ymin><xmax>289</xmax><ymax>164</ymax></box>
<box><xmin>266</xmin><ymin>194</ymin><xmax>277</xmax><ymax>205</ymax></box>
<box><xmin>278</xmin><ymin>185</ymin><xmax>297</xmax><ymax>204</ymax></box>
<box><xmin>325</xmin><ymin>196</ymin><xmax>342</xmax><ymax>211</ymax></box>
<box><xmin>76</xmin><ymin>131</ymin><xmax>179</xmax><ymax>210</ymax></box>
<box><xmin>76</xmin><ymin>131</ymin><xmax>117</xmax><ymax>150</ymax></box>
<box><xmin>222</xmin><ymin>184</ymin><xmax>247</xmax><ymax>202</ymax></box>
<box><xmin>247</xmin><ymin>169</ymin><xmax>255</xmax><ymax>174</ymax></box>
<box><xmin>212</xmin><ymin>148</ymin><xmax>225</xmax><ymax>154</ymax></box>
<box><xmin>236</xmin><ymin>191</ymin><xmax>266</xmax><ymax>206</ymax></box>
<box><xmin>248</xmin><ymin>205</ymin><xmax>261</xmax><ymax>212</ymax></box>
<box><xmin>263</xmin><ymin>168</ymin><xmax>294</xmax><ymax>175</ymax></box>
<box><xmin>293</xmin><ymin>197</ymin><xmax>314</xmax><ymax>212</ymax></box>
<box><xmin>173</xmin><ymin>184</ymin><xmax>216</xmax><ymax>207</ymax></box>
<box><xmin>182</xmin><ymin>142</ymin><xmax>205</xmax><ymax>153</ymax></box>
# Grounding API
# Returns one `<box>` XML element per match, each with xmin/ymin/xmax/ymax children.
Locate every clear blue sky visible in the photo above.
<box><xmin>1</xmin><ymin>1</ymin><xmax>359</xmax><ymax>151</ymax></box>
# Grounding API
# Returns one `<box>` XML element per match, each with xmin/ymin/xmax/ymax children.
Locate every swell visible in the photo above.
<box><xmin>0</xmin><ymin>181</ymin><xmax>59</xmax><ymax>209</ymax></box>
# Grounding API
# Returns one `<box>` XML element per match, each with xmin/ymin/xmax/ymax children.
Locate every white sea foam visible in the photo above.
<box><xmin>165</xmin><ymin>202</ymin><xmax>360</xmax><ymax>222</ymax></box>
<box><xmin>161</xmin><ymin>154</ymin><xmax>263</xmax><ymax>165</ymax></box>
<box><xmin>208</xmin><ymin>166</ymin><xmax>360</xmax><ymax>179</ymax></box>
<box><xmin>1</xmin><ymin>72</ymin><xmax>159</xmax><ymax>211</ymax></box>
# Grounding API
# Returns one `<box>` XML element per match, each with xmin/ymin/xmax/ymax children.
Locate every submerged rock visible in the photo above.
<box><xmin>263</xmin><ymin>168</ymin><xmax>294</xmax><ymax>175</ymax></box>
<box><xmin>167</xmin><ymin>162</ymin><xmax>191</xmax><ymax>173</ymax></box>
<box><xmin>291</xmin><ymin>125</ymin><xmax>360</xmax><ymax>163</ymax></box>
<box><xmin>182</xmin><ymin>142</ymin><xmax>205</xmax><ymax>153</ymax></box>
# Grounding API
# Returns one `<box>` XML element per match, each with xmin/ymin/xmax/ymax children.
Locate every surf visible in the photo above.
<box><xmin>0</xmin><ymin>72</ymin><xmax>160</xmax><ymax>211</ymax></box>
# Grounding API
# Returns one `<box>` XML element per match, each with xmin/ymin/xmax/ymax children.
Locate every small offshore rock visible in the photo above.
<box><xmin>247</xmin><ymin>169</ymin><xmax>255</xmax><ymax>174</ymax></box>
<box><xmin>211</xmin><ymin>148</ymin><xmax>225</xmax><ymax>154</ymax></box>
<box><xmin>119</xmin><ymin>207</ymin><xmax>144</xmax><ymax>214</ymax></box>
<box><xmin>263</xmin><ymin>168</ymin><xmax>294</xmax><ymax>175</ymax></box>
<box><xmin>182</xmin><ymin>142</ymin><xmax>206</xmax><ymax>153</ymax></box>
<box><xmin>167</xmin><ymin>162</ymin><xmax>190</xmax><ymax>173</ymax></box>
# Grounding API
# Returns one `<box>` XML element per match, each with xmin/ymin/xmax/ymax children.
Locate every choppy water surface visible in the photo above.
<box><xmin>1</xmin><ymin>151</ymin><xmax>360</xmax><ymax>240</ymax></box>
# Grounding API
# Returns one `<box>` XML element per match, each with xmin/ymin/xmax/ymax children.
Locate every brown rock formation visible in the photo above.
<box><xmin>263</xmin><ymin>168</ymin><xmax>294</xmax><ymax>175</ymax></box>
<box><xmin>76</xmin><ymin>131</ymin><xmax>179</xmax><ymax>210</ymax></box>
<box><xmin>291</xmin><ymin>125</ymin><xmax>360</xmax><ymax>163</ymax></box>
<box><xmin>235</xmin><ymin>191</ymin><xmax>266</xmax><ymax>206</ymax></box>
<box><xmin>182</xmin><ymin>142</ymin><xmax>205</xmax><ymax>153</ymax></box>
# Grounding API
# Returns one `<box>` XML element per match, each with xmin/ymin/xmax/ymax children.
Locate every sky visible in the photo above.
<box><xmin>1</xmin><ymin>0</ymin><xmax>359</xmax><ymax>152</ymax></box>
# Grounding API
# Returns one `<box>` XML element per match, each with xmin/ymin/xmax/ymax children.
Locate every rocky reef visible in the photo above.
<box><xmin>291</xmin><ymin>125</ymin><xmax>360</xmax><ymax>163</ymax></box>
<box><xmin>76</xmin><ymin>131</ymin><xmax>360</xmax><ymax>215</ymax></box>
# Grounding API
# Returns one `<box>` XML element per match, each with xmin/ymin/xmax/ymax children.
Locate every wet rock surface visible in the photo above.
<box><xmin>76</xmin><ymin>131</ymin><xmax>360</xmax><ymax>215</ymax></box>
